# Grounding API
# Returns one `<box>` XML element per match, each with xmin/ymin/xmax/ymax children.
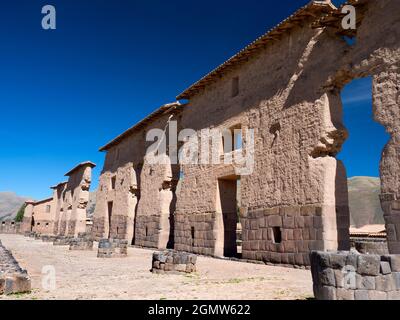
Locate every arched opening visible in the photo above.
<box><xmin>338</xmin><ymin>76</ymin><xmax>390</xmax><ymax>235</ymax></box>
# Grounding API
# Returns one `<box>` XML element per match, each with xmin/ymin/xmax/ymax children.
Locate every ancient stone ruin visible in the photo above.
<box><xmin>0</xmin><ymin>240</ymin><xmax>31</xmax><ymax>296</ymax></box>
<box><xmin>0</xmin><ymin>221</ymin><xmax>21</xmax><ymax>235</ymax></box>
<box><xmin>22</xmin><ymin>162</ymin><xmax>96</xmax><ymax>239</ymax></box>
<box><xmin>97</xmin><ymin>239</ymin><xmax>128</xmax><ymax>258</ymax></box>
<box><xmin>311</xmin><ymin>251</ymin><xmax>400</xmax><ymax>300</ymax></box>
<box><xmin>1</xmin><ymin>0</ymin><xmax>399</xmax><ymax>300</ymax></box>
<box><xmin>151</xmin><ymin>250</ymin><xmax>197</xmax><ymax>274</ymax></box>
<box><xmin>89</xmin><ymin>0</ymin><xmax>400</xmax><ymax>268</ymax></box>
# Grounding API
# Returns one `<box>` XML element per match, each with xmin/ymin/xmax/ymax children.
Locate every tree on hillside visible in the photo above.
<box><xmin>15</xmin><ymin>203</ymin><xmax>26</xmax><ymax>222</ymax></box>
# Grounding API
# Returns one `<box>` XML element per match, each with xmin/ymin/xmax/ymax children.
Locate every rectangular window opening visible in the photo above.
<box><xmin>111</xmin><ymin>176</ymin><xmax>117</xmax><ymax>190</ymax></box>
<box><xmin>272</xmin><ymin>227</ymin><xmax>282</xmax><ymax>244</ymax></box>
<box><xmin>232</xmin><ymin>77</ymin><xmax>239</xmax><ymax>97</ymax></box>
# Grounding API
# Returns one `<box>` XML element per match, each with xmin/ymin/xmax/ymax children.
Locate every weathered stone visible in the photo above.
<box><xmin>330</xmin><ymin>253</ymin><xmax>347</xmax><ymax>269</ymax></box>
<box><xmin>357</xmin><ymin>255</ymin><xmax>381</xmax><ymax>276</ymax></box>
<box><xmin>319</xmin><ymin>268</ymin><xmax>336</xmax><ymax>286</ymax></box>
<box><xmin>152</xmin><ymin>250</ymin><xmax>197</xmax><ymax>274</ymax></box>
<box><xmin>387</xmin><ymin>291</ymin><xmax>400</xmax><ymax>300</ymax></box>
<box><xmin>375</xmin><ymin>275</ymin><xmax>396</xmax><ymax>292</ymax></box>
<box><xmin>389</xmin><ymin>255</ymin><xmax>400</xmax><ymax>272</ymax></box>
<box><xmin>336</xmin><ymin>288</ymin><xmax>354</xmax><ymax>301</ymax></box>
<box><xmin>356</xmin><ymin>275</ymin><xmax>376</xmax><ymax>290</ymax></box>
<box><xmin>380</xmin><ymin>261</ymin><xmax>392</xmax><ymax>275</ymax></box>
<box><xmin>368</xmin><ymin>291</ymin><xmax>388</xmax><ymax>300</ymax></box>
<box><xmin>354</xmin><ymin>290</ymin><xmax>369</xmax><ymax>301</ymax></box>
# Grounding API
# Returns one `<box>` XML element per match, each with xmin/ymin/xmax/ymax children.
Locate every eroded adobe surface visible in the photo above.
<box><xmin>88</xmin><ymin>0</ymin><xmax>400</xmax><ymax>267</ymax></box>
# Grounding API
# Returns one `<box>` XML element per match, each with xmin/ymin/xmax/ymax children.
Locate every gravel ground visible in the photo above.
<box><xmin>0</xmin><ymin>234</ymin><xmax>313</xmax><ymax>300</ymax></box>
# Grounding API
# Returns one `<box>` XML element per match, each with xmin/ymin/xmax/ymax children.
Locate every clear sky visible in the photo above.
<box><xmin>0</xmin><ymin>0</ymin><xmax>385</xmax><ymax>200</ymax></box>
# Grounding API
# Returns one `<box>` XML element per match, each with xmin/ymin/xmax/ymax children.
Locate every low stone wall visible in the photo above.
<box><xmin>151</xmin><ymin>250</ymin><xmax>197</xmax><ymax>274</ymax></box>
<box><xmin>97</xmin><ymin>239</ymin><xmax>128</xmax><ymax>258</ymax></box>
<box><xmin>0</xmin><ymin>240</ymin><xmax>31</xmax><ymax>295</ymax></box>
<box><xmin>311</xmin><ymin>251</ymin><xmax>400</xmax><ymax>300</ymax></box>
<box><xmin>53</xmin><ymin>236</ymin><xmax>74</xmax><ymax>246</ymax></box>
<box><xmin>0</xmin><ymin>221</ymin><xmax>21</xmax><ymax>235</ymax></box>
<box><xmin>69</xmin><ymin>237</ymin><xmax>94</xmax><ymax>251</ymax></box>
<box><xmin>41</xmin><ymin>235</ymin><xmax>57</xmax><ymax>243</ymax></box>
<box><xmin>351</xmin><ymin>238</ymin><xmax>389</xmax><ymax>255</ymax></box>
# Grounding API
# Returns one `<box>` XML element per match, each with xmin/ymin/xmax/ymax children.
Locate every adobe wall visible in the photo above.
<box><xmin>30</xmin><ymin>198</ymin><xmax>55</xmax><ymax>235</ymax></box>
<box><xmin>92</xmin><ymin>131</ymin><xmax>144</xmax><ymax>241</ymax></box>
<box><xmin>174</xmin><ymin>0</ymin><xmax>400</xmax><ymax>265</ymax></box>
<box><xmin>92</xmin><ymin>110</ymin><xmax>181</xmax><ymax>250</ymax></box>
<box><xmin>134</xmin><ymin>112</ymin><xmax>181</xmax><ymax>249</ymax></box>
<box><xmin>53</xmin><ymin>183</ymin><xmax>67</xmax><ymax>235</ymax></box>
<box><xmin>59</xmin><ymin>163</ymin><xmax>95</xmax><ymax>238</ymax></box>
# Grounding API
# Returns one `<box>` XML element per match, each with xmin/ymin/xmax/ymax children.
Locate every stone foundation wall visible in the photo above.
<box><xmin>351</xmin><ymin>239</ymin><xmax>389</xmax><ymax>256</ymax></box>
<box><xmin>174</xmin><ymin>212</ymin><xmax>216</xmax><ymax>256</ymax></box>
<box><xmin>0</xmin><ymin>221</ymin><xmax>21</xmax><ymax>235</ymax></box>
<box><xmin>241</xmin><ymin>206</ymin><xmax>332</xmax><ymax>266</ymax></box>
<box><xmin>0</xmin><ymin>240</ymin><xmax>31</xmax><ymax>295</ymax></box>
<box><xmin>311</xmin><ymin>251</ymin><xmax>400</xmax><ymax>300</ymax></box>
<box><xmin>97</xmin><ymin>239</ymin><xmax>128</xmax><ymax>258</ymax></box>
<box><xmin>91</xmin><ymin>217</ymin><xmax>106</xmax><ymax>241</ymax></box>
<box><xmin>134</xmin><ymin>215</ymin><xmax>163</xmax><ymax>249</ymax></box>
<box><xmin>151</xmin><ymin>250</ymin><xmax>197</xmax><ymax>274</ymax></box>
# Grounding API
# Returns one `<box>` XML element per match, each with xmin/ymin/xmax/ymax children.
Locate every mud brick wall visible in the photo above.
<box><xmin>0</xmin><ymin>240</ymin><xmax>31</xmax><ymax>295</ymax></box>
<box><xmin>152</xmin><ymin>250</ymin><xmax>197</xmax><ymax>274</ymax></box>
<box><xmin>311</xmin><ymin>251</ymin><xmax>400</xmax><ymax>300</ymax></box>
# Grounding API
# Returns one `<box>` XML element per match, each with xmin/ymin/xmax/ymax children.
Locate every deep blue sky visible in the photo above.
<box><xmin>0</xmin><ymin>0</ymin><xmax>384</xmax><ymax>200</ymax></box>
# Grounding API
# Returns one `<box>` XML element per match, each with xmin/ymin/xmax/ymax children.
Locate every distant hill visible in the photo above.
<box><xmin>348</xmin><ymin>177</ymin><xmax>385</xmax><ymax>228</ymax></box>
<box><xmin>0</xmin><ymin>192</ymin><xmax>30</xmax><ymax>221</ymax></box>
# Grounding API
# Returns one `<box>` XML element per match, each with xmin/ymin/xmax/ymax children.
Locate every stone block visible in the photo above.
<box><xmin>346</xmin><ymin>253</ymin><xmax>358</xmax><ymax>269</ymax></box>
<box><xmin>392</xmin><ymin>272</ymin><xmax>400</xmax><ymax>290</ymax></box>
<box><xmin>389</xmin><ymin>255</ymin><xmax>400</xmax><ymax>272</ymax></box>
<box><xmin>283</xmin><ymin>217</ymin><xmax>295</xmax><ymax>229</ymax></box>
<box><xmin>336</xmin><ymin>288</ymin><xmax>355</xmax><ymax>301</ymax></box>
<box><xmin>334</xmin><ymin>270</ymin><xmax>344</xmax><ymax>288</ymax></box>
<box><xmin>376</xmin><ymin>275</ymin><xmax>396</xmax><ymax>291</ymax></box>
<box><xmin>368</xmin><ymin>291</ymin><xmax>387</xmax><ymax>300</ymax></box>
<box><xmin>387</xmin><ymin>291</ymin><xmax>400</xmax><ymax>300</ymax></box>
<box><xmin>267</xmin><ymin>215</ymin><xmax>282</xmax><ymax>227</ymax></box>
<box><xmin>356</xmin><ymin>274</ymin><xmax>376</xmax><ymax>290</ymax></box>
<box><xmin>354</xmin><ymin>290</ymin><xmax>369</xmax><ymax>300</ymax></box>
<box><xmin>330</xmin><ymin>253</ymin><xmax>347</xmax><ymax>269</ymax></box>
<box><xmin>380</xmin><ymin>261</ymin><xmax>392</xmax><ymax>275</ymax></box>
<box><xmin>314</xmin><ymin>285</ymin><xmax>336</xmax><ymax>300</ymax></box>
<box><xmin>357</xmin><ymin>255</ymin><xmax>381</xmax><ymax>276</ymax></box>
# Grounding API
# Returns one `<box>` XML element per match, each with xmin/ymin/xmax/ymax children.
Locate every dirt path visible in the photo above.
<box><xmin>0</xmin><ymin>234</ymin><xmax>313</xmax><ymax>300</ymax></box>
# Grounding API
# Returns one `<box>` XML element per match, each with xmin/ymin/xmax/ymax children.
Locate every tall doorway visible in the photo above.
<box><xmin>107</xmin><ymin>201</ymin><xmax>113</xmax><ymax>239</ymax></box>
<box><xmin>216</xmin><ymin>175</ymin><xmax>241</xmax><ymax>258</ymax></box>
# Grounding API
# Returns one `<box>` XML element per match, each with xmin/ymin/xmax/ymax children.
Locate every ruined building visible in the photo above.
<box><xmin>22</xmin><ymin>162</ymin><xmax>96</xmax><ymax>237</ymax></box>
<box><xmin>92</xmin><ymin>102</ymin><xmax>183</xmax><ymax>249</ymax></box>
<box><xmin>91</xmin><ymin>0</ymin><xmax>400</xmax><ymax>266</ymax></box>
<box><xmin>17</xmin><ymin>0</ymin><xmax>399</xmax><ymax>268</ymax></box>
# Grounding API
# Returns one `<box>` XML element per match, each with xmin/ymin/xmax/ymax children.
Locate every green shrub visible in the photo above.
<box><xmin>15</xmin><ymin>203</ymin><xmax>26</xmax><ymax>223</ymax></box>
